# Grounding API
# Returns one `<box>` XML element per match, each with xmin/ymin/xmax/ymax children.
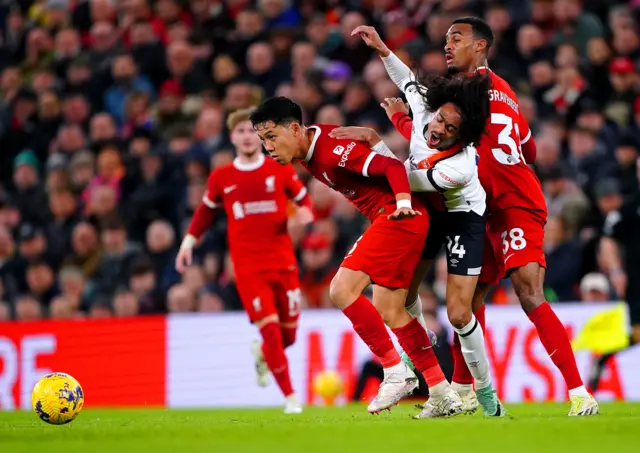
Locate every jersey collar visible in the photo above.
<box><xmin>305</xmin><ymin>126</ymin><xmax>321</xmax><ymax>162</ymax></box>
<box><xmin>420</xmin><ymin>143</ymin><xmax>463</xmax><ymax>169</ymax></box>
<box><xmin>233</xmin><ymin>153</ymin><xmax>265</xmax><ymax>171</ymax></box>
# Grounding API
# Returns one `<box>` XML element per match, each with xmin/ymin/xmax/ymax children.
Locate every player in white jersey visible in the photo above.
<box><xmin>330</xmin><ymin>25</ymin><xmax>505</xmax><ymax>418</ymax></box>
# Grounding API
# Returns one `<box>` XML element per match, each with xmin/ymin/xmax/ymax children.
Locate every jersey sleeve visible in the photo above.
<box><xmin>339</xmin><ymin>140</ymin><xmax>411</xmax><ymax>196</ymax></box>
<box><xmin>391</xmin><ymin>112</ymin><xmax>413</xmax><ymax>141</ymax></box>
<box><xmin>335</xmin><ymin>141</ymin><xmax>379</xmax><ymax>176</ymax></box>
<box><xmin>282</xmin><ymin>164</ymin><xmax>308</xmax><ymax>202</ymax></box>
<box><xmin>408</xmin><ymin>161</ymin><xmax>470</xmax><ymax>193</ymax></box>
<box><xmin>187</xmin><ymin>169</ymin><xmax>221</xmax><ymax>239</ymax></box>
<box><xmin>203</xmin><ymin>169</ymin><xmax>223</xmax><ymax>208</ymax></box>
<box><xmin>518</xmin><ymin>110</ymin><xmax>536</xmax><ymax>163</ymax></box>
<box><xmin>381</xmin><ymin>52</ymin><xmax>424</xmax><ymax>116</ymax></box>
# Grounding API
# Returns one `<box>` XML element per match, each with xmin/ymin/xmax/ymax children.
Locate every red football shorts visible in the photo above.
<box><xmin>479</xmin><ymin>207</ymin><xmax>547</xmax><ymax>285</ymax></box>
<box><xmin>341</xmin><ymin>204</ymin><xmax>429</xmax><ymax>289</ymax></box>
<box><xmin>236</xmin><ymin>269</ymin><xmax>302</xmax><ymax>324</ymax></box>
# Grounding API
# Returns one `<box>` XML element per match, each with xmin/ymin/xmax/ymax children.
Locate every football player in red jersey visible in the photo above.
<box><xmin>175</xmin><ymin>108</ymin><xmax>314</xmax><ymax>415</ymax></box>
<box><xmin>442</xmin><ymin>16</ymin><xmax>597</xmax><ymax>415</ymax></box>
<box><xmin>251</xmin><ymin>97</ymin><xmax>462</xmax><ymax>416</ymax></box>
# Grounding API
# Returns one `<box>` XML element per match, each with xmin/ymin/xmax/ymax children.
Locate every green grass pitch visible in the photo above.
<box><xmin>1</xmin><ymin>403</ymin><xmax>639</xmax><ymax>453</ymax></box>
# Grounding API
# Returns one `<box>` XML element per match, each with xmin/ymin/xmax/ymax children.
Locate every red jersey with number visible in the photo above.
<box><xmin>203</xmin><ymin>154</ymin><xmax>306</xmax><ymax>275</ymax></box>
<box><xmin>479</xmin><ymin>69</ymin><xmax>547</xmax><ymax>218</ymax></box>
<box><xmin>301</xmin><ymin>125</ymin><xmax>400</xmax><ymax>221</ymax></box>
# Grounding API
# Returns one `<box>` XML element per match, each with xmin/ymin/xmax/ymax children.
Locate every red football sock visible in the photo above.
<box><xmin>475</xmin><ymin>304</ymin><xmax>486</xmax><ymax>331</ymax></box>
<box><xmin>528</xmin><ymin>302</ymin><xmax>583</xmax><ymax>390</ymax></box>
<box><xmin>260</xmin><ymin>322</ymin><xmax>294</xmax><ymax>397</ymax></box>
<box><xmin>451</xmin><ymin>304</ymin><xmax>486</xmax><ymax>385</ymax></box>
<box><xmin>343</xmin><ymin>296</ymin><xmax>401</xmax><ymax>368</ymax></box>
<box><xmin>281</xmin><ymin>326</ymin><xmax>297</xmax><ymax>349</ymax></box>
<box><xmin>392</xmin><ymin>318</ymin><xmax>445</xmax><ymax>388</ymax></box>
<box><xmin>452</xmin><ymin>333</ymin><xmax>473</xmax><ymax>385</ymax></box>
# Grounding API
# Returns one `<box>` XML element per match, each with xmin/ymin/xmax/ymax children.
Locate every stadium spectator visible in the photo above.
<box><xmin>113</xmin><ymin>289</ymin><xmax>140</xmax><ymax>317</ymax></box>
<box><xmin>580</xmin><ymin>273</ymin><xmax>611</xmax><ymax>303</ymax></box>
<box><xmin>15</xmin><ymin>294</ymin><xmax>43</xmax><ymax>321</ymax></box>
<box><xmin>167</xmin><ymin>283</ymin><xmax>196</xmax><ymax>312</ymax></box>
<box><xmin>0</xmin><ymin>301</ymin><xmax>10</xmax><ymax>321</ymax></box>
<box><xmin>0</xmin><ymin>0</ymin><xmax>638</xmax><ymax>320</ymax></box>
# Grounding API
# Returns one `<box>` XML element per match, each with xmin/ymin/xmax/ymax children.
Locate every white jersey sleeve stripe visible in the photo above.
<box><xmin>362</xmin><ymin>152</ymin><xmax>376</xmax><ymax>177</ymax></box>
<box><xmin>521</xmin><ymin>129</ymin><xmax>532</xmax><ymax>144</ymax></box>
<box><xmin>202</xmin><ymin>195</ymin><xmax>217</xmax><ymax>209</ymax></box>
<box><xmin>293</xmin><ymin>187</ymin><xmax>307</xmax><ymax>202</ymax></box>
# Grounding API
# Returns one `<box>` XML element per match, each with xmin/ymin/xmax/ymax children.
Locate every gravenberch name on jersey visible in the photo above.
<box><xmin>489</xmin><ymin>89</ymin><xmax>518</xmax><ymax>114</ymax></box>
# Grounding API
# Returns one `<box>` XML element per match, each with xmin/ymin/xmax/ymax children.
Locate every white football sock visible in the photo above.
<box><xmin>568</xmin><ymin>386</ymin><xmax>590</xmax><ymax>398</ymax></box>
<box><xmin>428</xmin><ymin>380</ymin><xmax>450</xmax><ymax>397</ymax></box>
<box><xmin>383</xmin><ymin>361</ymin><xmax>405</xmax><ymax>377</ymax></box>
<box><xmin>406</xmin><ymin>295</ymin><xmax>427</xmax><ymax>330</ymax></box>
<box><xmin>451</xmin><ymin>382</ymin><xmax>473</xmax><ymax>394</ymax></box>
<box><xmin>454</xmin><ymin>314</ymin><xmax>492</xmax><ymax>390</ymax></box>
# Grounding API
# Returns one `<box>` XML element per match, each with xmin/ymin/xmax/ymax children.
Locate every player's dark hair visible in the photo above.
<box><xmin>250</xmin><ymin>96</ymin><xmax>304</xmax><ymax>129</ymax></box>
<box><xmin>451</xmin><ymin>16</ymin><xmax>494</xmax><ymax>51</ymax></box>
<box><xmin>415</xmin><ymin>73</ymin><xmax>491</xmax><ymax>146</ymax></box>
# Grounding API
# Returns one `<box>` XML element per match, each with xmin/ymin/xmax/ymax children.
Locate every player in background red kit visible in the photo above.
<box><xmin>444</xmin><ymin>17</ymin><xmax>598</xmax><ymax>415</ymax></box>
<box><xmin>251</xmin><ymin>97</ymin><xmax>462</xmax><ymax>417</ymax></box>
<box><xmin>175</xmin><ymin>108</ymin><xmax>314</xmax><ymax>415</ymax></box>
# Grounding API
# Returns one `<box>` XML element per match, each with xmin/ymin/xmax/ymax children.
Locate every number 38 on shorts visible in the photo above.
<box><xmin>501</xmin><ymin>228</ymin><xmax>527</xmax><ymax>255</ymax></box>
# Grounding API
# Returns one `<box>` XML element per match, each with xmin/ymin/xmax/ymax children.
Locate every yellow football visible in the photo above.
<box><xmin>312</xmin><ymin>370</ymin><xmax>344</xmax><ymax>400</ymax></box>
<box><xmin>32</xmin><ymin>372</ymin><xmax>84</xmax><ymax>425</ymax></box>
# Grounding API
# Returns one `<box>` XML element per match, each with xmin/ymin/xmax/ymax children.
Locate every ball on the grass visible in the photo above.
<box><xmin>32</xmin><ymin>372</ymin><xmax>84</xmax><ymax>425</ymax></box>
<box><xmin>312</xmin><ymin>370</ymin><xmax>344</xmax><ymax>400</ymax></box>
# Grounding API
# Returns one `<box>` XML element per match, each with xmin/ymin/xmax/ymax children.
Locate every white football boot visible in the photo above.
<box><xmin>568</xmin><ymin>394</ymin><xmax>599</xmax><ymax>416</ymax></box>
<box><xmin>250</xmin><ymin>339</ymin><xmax>270</xmax><ymax>387</ymax></box>
<box><xmin>284</xmin><ymin>394</ymin><xmax>303</xmax><ymax>414</ymax></box>
<box><xmin>452</xmin><ymin>383</ymin><xmax>479</xmax><ymax>414</ymax></box>
<box><xmin>414</xmin><ymin>385</ymin><xmax>464</xmax><ymax>419</ymax></box>
<box><xmin>367</xmin><ymin>362</ymin><xmax>419</xmax><ymax>413</ymax></box>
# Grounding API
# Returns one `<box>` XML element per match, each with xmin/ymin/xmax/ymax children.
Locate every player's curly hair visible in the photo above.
<box><xmin>414</xmin><ymin>73</ymin><xmax>492</xmax><ymax>147</ymax></box>
<box><xmin>250</xmin><ymin>96</ymin><xmax>304</xmax><ymax>129</ymax></box>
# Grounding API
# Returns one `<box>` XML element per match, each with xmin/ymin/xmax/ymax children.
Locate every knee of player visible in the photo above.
<box><xmin>329</xmin><ymin>276</ymin><xmax>354</xmax><ymax>308</ymax></box>
<box><xmin>447</xmin><ymin>302</ymin><xmax>472</xmax><ymax>329</ymax></box>
<box><xmin>513</xmin><ymin>277</ymin><xmax>543</xmax><ymax>302</ymax></box>
<box><xmin>281</xmin><ymin>326</ymin><xmax>297</xmax><ymax>348</ymax></box>
<box><xmin>373</xmin><ymin>301</ymin><xmax>404</xmax><ymax>326</ymax></box>
<box><xmin>513</xmin><ymin>281</ymin><xmax>545</xmax><ymax>313</ymax></box>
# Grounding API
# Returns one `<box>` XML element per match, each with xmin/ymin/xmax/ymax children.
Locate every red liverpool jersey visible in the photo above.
<box><xmin>203</xmin><ymin>154</ymin><xmax>306</xmax><ymax>275</ymax></box>
<box><xmin>301</xmin><ymin>125</ymin><xmax>399</xmax><ymax>220</ymax></box>
<box><xmin>478</xmin><ymin>68</ymin><xmax>547</xmax><ymax>217</ymax></box>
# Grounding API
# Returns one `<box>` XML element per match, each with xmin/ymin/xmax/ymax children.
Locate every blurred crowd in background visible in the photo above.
<box><xmin>0</xmin><ymin>0</ymin><xmax>637</xmax><ymax>321</ymax></box>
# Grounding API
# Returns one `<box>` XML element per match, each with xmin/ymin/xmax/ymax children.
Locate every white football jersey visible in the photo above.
<box><xmin>381</xmin><ymin>53</ymin><xmax>486</xmax><ymax>216</ymax></box>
